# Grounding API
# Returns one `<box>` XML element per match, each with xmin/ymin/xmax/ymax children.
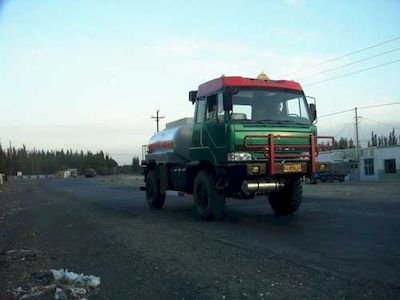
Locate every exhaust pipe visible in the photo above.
<box><xmin>241</xmin><ymin>180</ymin><xmax>284</xmax><ymax>193</ymax></box>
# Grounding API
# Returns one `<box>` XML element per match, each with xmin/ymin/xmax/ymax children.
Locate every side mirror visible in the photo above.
<box><xmin>309</xmin><ymin>103</ymin><xmax>317</xmax><ymax>122</ymax></box>
<box><xmin>223</xmin><ymin>90</ymin><xmax>233</xmax><ymax>111</ymax></box>
<box><xmin>189</xmin><ymin>90</ymin><xmax>197</xmax><ymax>104</ymax></box>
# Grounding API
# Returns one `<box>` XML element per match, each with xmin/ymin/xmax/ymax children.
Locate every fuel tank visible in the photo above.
<box><xmin>146</xmin><ymin>118</ymin><xmax>193</xmax><ymax>164</ymax></box>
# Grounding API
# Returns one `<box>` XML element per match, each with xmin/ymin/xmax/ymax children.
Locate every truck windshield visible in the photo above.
<box><xmin>230</xmin><ymin>89</ymin><xmax>311</xmax><ymax>125</ymax></box>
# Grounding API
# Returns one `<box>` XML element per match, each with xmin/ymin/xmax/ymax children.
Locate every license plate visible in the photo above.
<box><xmin>283</xmin><ymin>163</ymin><xmax>302</xmax><ymax>173</ymax></box>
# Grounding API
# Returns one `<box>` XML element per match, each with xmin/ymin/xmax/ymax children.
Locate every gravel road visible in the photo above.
<box><xmin>1</xmin><ymin>179</ymin><xmax>399</xmax><ymax>299</ymax></box>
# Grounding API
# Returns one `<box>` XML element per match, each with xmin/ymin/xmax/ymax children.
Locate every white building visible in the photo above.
<box><xmin>359</xmin><ymin>146</ymin><xmax>400</xmax><ymax>181</ymax></box>
<box><xmin>317</xmin><ymin>145</ymin><xmax>400</xmax><ymax>181</ymax></box>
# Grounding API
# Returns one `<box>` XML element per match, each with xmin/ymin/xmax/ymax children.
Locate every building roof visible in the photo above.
<box><xmin>197</xmin><ymin>76</ymin><xmax>303</xmax><ymax>97</ymax></box>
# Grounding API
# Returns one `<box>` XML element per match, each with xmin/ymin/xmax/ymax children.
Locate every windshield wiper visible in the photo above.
<box><xmin>254</xmin><ymin>119</ymin><xmax>294</xmax><ymax>124</ymax></box>
<box><xmin>253</xmin><ymin>119</ymin><xmax>309</xmax><ymax>125</ymax></box>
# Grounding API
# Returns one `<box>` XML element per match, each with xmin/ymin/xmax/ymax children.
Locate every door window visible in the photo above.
<box><xmin>206</xmin><ymin>93</ymin><xmax>225</xmax><ymax>122</ymax></box>
<box><xmin>217</xmin><ymin>93</ymin><xmax>224</xmax><ymax>122</ymax></box>
<box><xmin>196</xmin><ymin>99</ymin><xmax>206</xmax><ymax>124</ymax></box>
<box><xmin>206</xmin><ymin>95</ymin><xmax>218</xmax><ymax>120</ymax></box>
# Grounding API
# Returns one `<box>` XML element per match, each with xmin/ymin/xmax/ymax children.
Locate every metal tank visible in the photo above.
<box><xmin>146</xmin><ymin>118</ymin><xmax>193</xmax><ymax>164</ymax></box>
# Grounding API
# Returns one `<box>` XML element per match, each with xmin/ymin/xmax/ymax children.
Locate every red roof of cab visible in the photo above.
<box><xmin>197</xmin><ymin>76</ymin><xmax>303</xmax><ymax>97</ymax></box>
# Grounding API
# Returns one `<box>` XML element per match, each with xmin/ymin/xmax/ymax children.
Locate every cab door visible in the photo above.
<box><xmin>203</xmin><ymin>93</ymin><xmax>227</xmax><ymax>162</ymax></box>
<box><xmin>191</xmin><ymin>98</ymin><xmax>206</xmax><ymax>149</ymax></box>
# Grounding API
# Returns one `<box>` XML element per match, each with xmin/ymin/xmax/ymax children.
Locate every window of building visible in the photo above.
<box><xmin>196</xmin><ymin>99</ymin><xmax>206</xmax><ymax>124</ymax></box>
<box><xmin>349</xmin><ymin>160</ymin><xmax>358</xmax><ymax>169</ymax></box>
<box><xmin>364</xmin><ymin>158</ymin><xmax>374</xmax><ymax>175</ymax></box>
<box><xmin>384</xmin><ymin>159</ymin><xmax>396</xmax><ymax>173</ymax></box>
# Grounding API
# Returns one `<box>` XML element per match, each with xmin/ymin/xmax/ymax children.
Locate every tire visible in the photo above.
<box><xmin>193</xmin><ymin>170</ymin><xmax>225</xmax><ymax>220</ymax></box>
<box><xmin>145</xmin><ymin>169</ymin><xmax>165</xmax><ymax>209</ymax></box>
<box><xmin>268</xmin><ymin>179</ymin><xmax>302</xmax><ymax>216</ymax></box>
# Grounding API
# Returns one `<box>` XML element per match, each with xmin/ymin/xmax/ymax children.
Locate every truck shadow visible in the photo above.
<box><xmin>164</xmin><ymin>196</ymin><xmax>300</xmax><ymax>227</ymax></box>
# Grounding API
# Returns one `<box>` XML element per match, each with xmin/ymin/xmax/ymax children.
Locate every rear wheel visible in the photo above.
<box><xmin>145</xmin><ymin>169</ymin><xmax>165</xmax><ymax>209</ymax></box>
<box><xmin>268</xmin><ymin>179</ymin><xmax>302</xmax><ymax>216</ymax></box>
<box><xmin>193</xmin><ymin>170</ymin><xmax>225</xmax><ymax>220</ymax></box>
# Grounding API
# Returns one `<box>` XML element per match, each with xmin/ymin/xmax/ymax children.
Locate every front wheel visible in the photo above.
<box><xmin>145</xmin><ymin>170</ymin><xmax>165</xmax><ymax>209</ymax></box>
<box><xmin>268</xmin><ymin>179</ymin><xmax>302</xmax><ymax>216</ymax></box>
<box><xmin>193</xmin><ymin>170</ymin><xmax>225</xmax><ymax>220</ymax></box>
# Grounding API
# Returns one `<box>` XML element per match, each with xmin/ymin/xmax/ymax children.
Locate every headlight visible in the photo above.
<box><xmin>299</xmin><ymin>152</ymin><xmax>310</xmax><ymax>160</ymax></box>
<box><xmin>227</xmin><ymin>152</ymin><xmax>252</xmax><ymax>161</ymax></box>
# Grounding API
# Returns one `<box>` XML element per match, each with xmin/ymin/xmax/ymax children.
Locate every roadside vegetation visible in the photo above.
<box><xmin>320</xmin><ymin>129</ymin><xmax>399</xmax><ymax>150</ymax></box>
<box><xmin>0</xmin><ymin>143</ymin><xmax>125</xmax><ymax>176</ymax></box>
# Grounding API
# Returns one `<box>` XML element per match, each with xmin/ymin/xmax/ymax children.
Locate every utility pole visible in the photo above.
<box><xmin>354</xmin><ymin>107</ymin><xmax>360</xmax><ymax>179</ymax></box>
<box><xmin>151</xmin><ymin>109</ymin><xmax>165</xmax><ymax>133</ymax></box>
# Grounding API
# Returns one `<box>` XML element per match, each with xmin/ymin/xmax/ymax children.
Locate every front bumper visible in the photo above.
<box><xmin>226</xmin><ymin>161</ymin><xmax>309</xmax><ymax>177</ymax></box>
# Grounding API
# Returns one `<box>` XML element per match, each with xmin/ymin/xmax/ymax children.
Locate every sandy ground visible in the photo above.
<box><xmin>94</xmin><ymin>174</ymin><xmax>143</xmax><ymax>186</ymax></box>
<box><xmin>0</xmin><ymin>179</ymin><xmax>399</xmax><ymax>299</ymax></box>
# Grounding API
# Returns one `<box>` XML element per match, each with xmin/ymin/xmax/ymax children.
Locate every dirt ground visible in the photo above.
<box><xmin>0</xmin><ymin>179</ymin><xmax>399</xmax><ymax>299</ymax></box>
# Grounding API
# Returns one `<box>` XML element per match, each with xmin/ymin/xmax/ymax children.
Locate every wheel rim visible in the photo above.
<box><xmin>197</xmin><ymin>183</ymin><xmax>209</xmax><ymax>209</ymax></box>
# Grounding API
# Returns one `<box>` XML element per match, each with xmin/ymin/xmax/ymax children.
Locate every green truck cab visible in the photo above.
<box><xmin>143</xmin><ymin>74</ymin><xmax>333</xmax><ymax>220</ymax></box>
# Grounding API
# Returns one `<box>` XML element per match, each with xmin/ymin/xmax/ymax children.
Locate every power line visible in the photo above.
<box><xmin>319</xmin><ymin>108</ymin><xmax>354</xmax><ymax>119</ymax></box>
<box><xmin>333</xmin><ymin>122</ymin><xmax>354</xmax><ymax>139</ymax></box>
<box><xmin>304</xmin><ymin>58</ymin><xmax>400</xmax><ymax>87</ymax></box>
<box><xmin>318</xmin><ymin>101</ymin><xmax>400</xmax><ymax>119</ymax></box>
<box><xmin>297</xmin><ymin>47</ymin><xmax>400</xmax><ymax>81</ymax></box>
<box><xmin>279</xmin><ymin>35</ymin><xmax>400</xmax><ymax>77</ymax></box>
<box><xmin>359</xmin><ymin>116</ymin><xmax>400</xmax><ymax>131</ymax></box>
<box><xmin>358</xmin><ymin>101</ymin><xmax>400</xmax><ymax>110</ymax></box>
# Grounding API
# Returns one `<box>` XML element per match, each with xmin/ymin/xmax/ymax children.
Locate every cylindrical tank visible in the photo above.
<box><xmin>147</xmin><ymin>124</ymin><xmax>192</xmax><ymax>163</ymax></box>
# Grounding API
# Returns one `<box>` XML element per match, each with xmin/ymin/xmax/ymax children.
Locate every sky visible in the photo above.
<box><xmin>0</xmin><ymin>0</ymin><xmax>400</xmax><ymax>164</ymax></box>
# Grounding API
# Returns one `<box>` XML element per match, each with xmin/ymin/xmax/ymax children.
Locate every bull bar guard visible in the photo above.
<box><xmin>243</xmin><ymin>134</ymin><xmax>334</xmax><ymax>176</ymax></box>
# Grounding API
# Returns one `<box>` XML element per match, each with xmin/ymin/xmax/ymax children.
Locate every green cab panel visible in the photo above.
<box><xmin>230</xmin><ymin>123</ymin><xmax>317</xmax><ymax>161</ymax></box>
<box><xmin>190</xmin><ymin>120</ymin><xmax>317</xmax><ymax>164</ymax></box>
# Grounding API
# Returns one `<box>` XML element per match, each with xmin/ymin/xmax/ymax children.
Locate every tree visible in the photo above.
<box><xmin>388</xmin><ymin>128</ymin><xmax>398</xmax><ymax>146</ymax></box>
<box><xmin>348</xmin><ymin>138</ymin><xmax>355</xmax><ymax>149</ymax></box>
<box><xmin>0</xmin><ymin>141</ymin><xmax>118</xmax><ymax>175</ymax></box>
<box><xmin>336</xmin><ymin>137</ymin><xmax>348</xmax><ymax>149</ymax></box>
<box><xmin>368</xmin><ymin>129</ymin><xmax>398</xmax><ymax>148</ymax></box>
<box><xmin>0</xmin><ymin>142</ymin><xmax>5</xmax><ymax>174</ymax></box>
<box><xmin>369</xmin><ymin>131</ymin><xmax>378</xmax><ymax>147</ymax></box>
<box><xmin>132</xmin><ymin>157</ymin><xmax>141</xmax><ymax>174</ymax></box>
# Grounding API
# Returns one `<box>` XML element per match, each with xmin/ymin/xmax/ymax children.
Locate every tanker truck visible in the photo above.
<box><xmin>142</xmin><ymin>73</ymin><xmax>333</xmax><ymax>220</ymax></box>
